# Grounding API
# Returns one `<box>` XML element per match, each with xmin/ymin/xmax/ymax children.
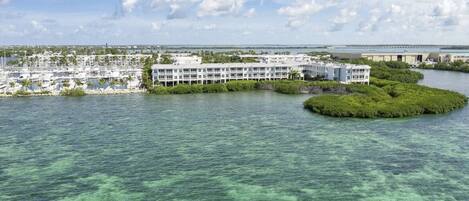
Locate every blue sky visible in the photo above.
<box><xmin>1</xmin><ymin>0</ymin><xmax>469</xmax><ymax>45</ymax></box>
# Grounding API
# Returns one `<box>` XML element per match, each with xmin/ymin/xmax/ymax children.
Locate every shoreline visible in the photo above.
<box><xmin>0</xmin><ymin>89</ymin><xmax>146</xmax><ymax>98</ymax></box>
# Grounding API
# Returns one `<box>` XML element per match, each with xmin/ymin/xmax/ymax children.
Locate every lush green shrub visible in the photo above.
<box><xmin>150</xmin><ymin>83</ymin><xmax>228</xmax><ymax>95</ymax></box>
<box><xmin>226</xmin><ymin>80</ymin><xmax>257</xmax><ymax>91</ymax></box>
<box><xmin>202</xmin><ymin>84</ymin><xmax>228</xmax><ymax>93</ymax></box>
<box><xmin>169</xmin><ymin>84</ymin><xmax>195</xmax><ymax>94</ymax></box>
<box><xmin>418</xmin><ymin>62</ymin><xmax>469</xmax><ymax>73</ymax></box>
<box><xmin>151</xmin><ymin>86</ymin><xmax>170</xmax><ymax>95</ymax></box>
<box><xmin>304</xmin><ymin>79</ymin><xmax>468</xmax><ymax>118</ymax></box>
<box><xmin>383</xmin><ymin>61</ymin><xmax>410</xmax><ymax>69</ymax></box>
<box><xmin>257</xmin><ymin>80</ymin><xmax>345</xmax><ymax>94</ymax></box>
<box><xmin>34</xmin><ymin>91</ymin><xmax>51</xmax><ymax>95</ymax></box>
<box><xmin>13</xmin><ymin>90</ymin><xmax>31</xmax><ymax>96</ymax></box>
<box><xmin>272</xmin><ymin>81</ymin><xmax>303</xmax><ymax>94</ymax></box>
<box><xmin>60</xmin><ymin>88</ymin><xmax>86</xmax><ymax>97</ymax></box>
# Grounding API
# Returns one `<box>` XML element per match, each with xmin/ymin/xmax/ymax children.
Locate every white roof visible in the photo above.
<box><xmin>239</xmin><ymin>54</ymin><xmax>309</xmax><ymax>58</ymax></box>
<box><xmin>152</xmin><ymin>62</ymin><xmax>302</xmax><ymax>69</ymax></box>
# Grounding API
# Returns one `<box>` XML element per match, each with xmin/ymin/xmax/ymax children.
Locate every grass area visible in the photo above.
<box><xmin>60</xmin><ymin>88</ymin><xmax>86</xmax><ymax>97</ymax></box>
<box><xmin>304</xmin><ymin>78</ymin><xmax>468</xmax><ymax>118</ymax></box>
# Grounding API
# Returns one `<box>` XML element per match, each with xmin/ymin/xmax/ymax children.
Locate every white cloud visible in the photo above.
<box><xmin>151</xmin><ymin>22</ymin><xmax>162</xmax><ymax>31</ymax></box>
<box><xmin>0</xmin><ymin>24</ymin><xmax>26</xmax><ymax>37</ymax></box>
<box><xmin>151</xmin><ymin>0</ymin><xmax>200</xmax><ymax>19</ymax></box>
<box><xmin>203</xmin><ymin>23</ymin><xmax>217</xmax><ymax>30</ymax></box>
<box><xmin>31</xmin><ymin>20</ymin><xmax>48</xmax><ymax>32</ymax></box>
<box><xmin>0</xmin><ymin>0</ymin><xmax>11</xmax><ymax>5</ymax></box>
<box><xmin>122</xmin><ymin>0</ymin><xmax>139</xmax><ymax>12</ymax></box>
<box><xmin>432</xmin><ymin>0</ymin><xmax>468</xmax><ymax>27</ymax></box>
<box><xmin>244</xmin><ymin>8</ymin><xmax>255</xmax><ymax>18</ymax></box>
<box><xmin>197</xmin><ymin>0</ymin><xmax>245</xmax><ymax>17</ymax></box>
<box><xmin>330</xmin><ymin>8</ymin><xmax>357</xmax><ymax>32</ymax></box>
<box><xmin>278</xmin><ymin>0</ymin><xmax>323</xmax><ymax>17</ymax></box>
<box><xmin>277</xmin><ymin>0</ymin><xmax>330</xmax><ymax>28</ymax></box>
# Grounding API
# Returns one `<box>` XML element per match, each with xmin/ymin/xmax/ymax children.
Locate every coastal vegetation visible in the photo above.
<box><xmin>149</xmin><ymin>78</ymin><xmax>467</xmax><ymax>118</ymax></box>
<box><xmin>304</xmin><ymin>78</ymin><xmax>467</xmax><ymax>118</ymax></box>
<box><xmin>149</xmin><ymin>81</ymin><xmax>255</xmax><ymax>95</ymax></box>
<box><xmin>150</xmin><ymin>80</ymin><xmax>344</xmax><ymax>95</ymax></box>
<box><xmin>418</xmin><ymin>61</ymin><xmax>469</xmax><ymax>73</ymax></box>
<box><xmin>60</xmin><ymin>88</ymin><xmax>86</xmax><ymax>97</ymax></box>
<box><xmin>142</xmin><ymin>57</ymin><xmax>154</xmax><ymax>90</ymax></box>
<box><xmin>159</xmin><ymin>54</ymin><xmax>174</xmax><ymax>64</ymax></box>
<box><xmin>13</xmin><ymin>90</ymin><xmax>31</xmax><ymax>97</ymax></box>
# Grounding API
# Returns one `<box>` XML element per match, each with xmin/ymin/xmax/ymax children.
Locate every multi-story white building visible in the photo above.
<box><xmin>152</xmin><ymin>58</ymin><xmax>371</xmax><ymax>86</ymax></box>
<box><xmin>301</xmin><ymin>62</ymin><xmax>371</xmax><ymax>84</ymax></box>
<box><xmin>152</xmin><ymin>63</ymin><xmax>294</xmax><ymax>86</ymax></box>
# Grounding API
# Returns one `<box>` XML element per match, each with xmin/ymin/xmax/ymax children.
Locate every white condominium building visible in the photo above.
<box><xmin>301</xmin><ymin>62</ymin><xmax>371</xmax><ymax>84</ymax></box>
<box><xmin>152</xmin><ymin>60</ymin><xmax>371</xmax><ymax>86</ymax></box>
<box><xmin>152</xmin><ymin>63</ymin><xmax>295</xmax><ymax>86</ymax></box>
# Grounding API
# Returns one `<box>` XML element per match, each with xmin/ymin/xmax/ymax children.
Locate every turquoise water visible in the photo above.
<box><xmin>1</xmin><ymin>70</ymin><xmax>468</xmax><ymax>201</ymax></box>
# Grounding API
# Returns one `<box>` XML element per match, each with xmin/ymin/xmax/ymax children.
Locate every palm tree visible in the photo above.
<box><xmin>288</xmin><ymin>69</ymin><xmax>301</xmax><ymax>80</ymax></box>
<box><xmin>9</xmin><ymin>82</ymin><xmax>16</xmax><ymax>88</ymax></box>
<box><xmin>20</xmin><ymin>79</ymin><xmax>32</xmax><ymax>91</ymax></box>
<box><xmin>98</xmin><ymin>78</ymin><xmax>107</xmax><ymax>88</ymax></box>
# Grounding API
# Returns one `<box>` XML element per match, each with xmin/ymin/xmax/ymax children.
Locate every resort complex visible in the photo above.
<box><xmin>1</xmin><ymin>45</ymin><xmax>468</xmax><ymax>96</ymax></box>
<box><xmin>0</xmin><ymin>51</ymin><xmax>372</xmax><ymax>95</ymax></box>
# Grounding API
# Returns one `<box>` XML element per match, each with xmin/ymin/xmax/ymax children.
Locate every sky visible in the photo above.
<box><xmin>0</xmin><ymin>0</ymin><xmax>469</xmax><ymax>45</ymax></box>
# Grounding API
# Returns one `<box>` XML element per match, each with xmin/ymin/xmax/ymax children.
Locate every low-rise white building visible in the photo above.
<box><xmin>239</xmin><ymin>54</ymin><xmax>312</xmax><ymax>64</ymax></box>
<box><xmin>172</xmin><ymin>55</ymin><xmax>202</xmax><ymax>65</ymax></box>
<box><xmin>439</xmin><ymin>53</ymin><xmax>469</xmax><ymax>63</ymax></box>
<box><xmin>152</xmin><ymin>63</ymin><xmax>294</xmax><ymax>86</ymax></box>
<box><xmin>0</xmin><ymin>53</ymin><xmax>151</xmax><ymax>93</ymax></box>
<box><xmin>1</xmin><ymin>66</ymin><xmax>142</xmax><ymax>93</ymax></box>
<box><xmin>301</xmin><ymin>62</ymin><xmax>371</xmax><ymax>84</ymax></box>
<box><xmin>152</xmin><ymin>59</ymin><xmax>371</xmax><ymax>86</ymax></box>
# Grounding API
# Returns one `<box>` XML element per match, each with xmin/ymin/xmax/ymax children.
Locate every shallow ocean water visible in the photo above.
<box><xmin>0</xmin><ymin>70</ymin><xmax>468</xmax><ymax>201</ymax></box>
